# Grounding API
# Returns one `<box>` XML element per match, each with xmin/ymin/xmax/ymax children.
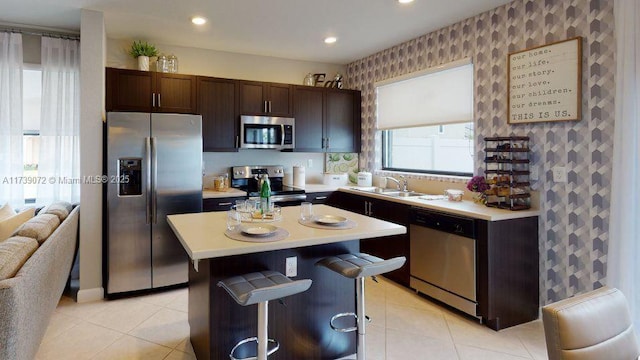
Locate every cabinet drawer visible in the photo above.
<box><xmin>203</xmin><ymin>197</ymin><xmax>245</xmax><ymax>212</ymax></box>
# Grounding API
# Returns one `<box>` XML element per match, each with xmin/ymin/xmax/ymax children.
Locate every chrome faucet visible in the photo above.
<box><xmin>385</xmin><ymin>176</ymin><xmax>408</xmax><ymax>192</ymax></box>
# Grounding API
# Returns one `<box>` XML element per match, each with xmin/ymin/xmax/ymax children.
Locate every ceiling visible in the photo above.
<box><xmin>0</xmin><ymin>0</ymin><xmax>512</xmax><ymax>65</ymax></box>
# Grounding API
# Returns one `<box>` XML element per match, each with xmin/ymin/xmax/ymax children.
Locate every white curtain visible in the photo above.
<box><xmin>0</xmin><ymin>32</ymin><xmax>24</xmax><ymax>207</ymax></box>
<box><xmin>607</xmin><ymin>0</ymin><xmax>640</xmax><ymax>341</ymax></box>
<box><xmin>36</xmin><ymin>37</ymin><xmax>80</xmax><ymax>204</ymax></box>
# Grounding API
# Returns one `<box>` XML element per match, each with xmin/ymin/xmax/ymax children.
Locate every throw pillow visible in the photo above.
<box><xmin>0</xmin><ymin>203</ymin><xmax>15</xmax><ymax>221</ymax></box>
<box><xmin>0</xmin><ymin>236</ymin><xmax>39</xmax><ymax>280</ymax></box>
<box><xmin>42</xmin><ymin>201</ymin><xmax>73</xmax><ymax>221</ymax></box>
<box><xmin>0</xmin><ymin>208</ymin><xmax>36</xmax><ymax>242</ymax></box>
<box><xmin>13</xmin><ymin>214</ymin><xmax>60</xmax><ymax>244</ymax></box>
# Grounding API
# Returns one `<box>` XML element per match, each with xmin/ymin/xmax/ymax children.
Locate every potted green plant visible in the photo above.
<box><xmin>129</xmin><ymin>40</ymin><xmax>158</xmax><ymax>71</ymax></box>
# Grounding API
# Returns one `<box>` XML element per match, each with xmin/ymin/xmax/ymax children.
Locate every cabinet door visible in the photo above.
<box><xmin>106</xmin><ymin>68</ymin><xmax>152</xmax><ymax>112</ymax></box>
<box><xmin>239</xmin><ymin>81</ymin><xmax>266</xmax><ymax>115</ymax></box>
<box><xmin>325</xmin><ymin>89</ymin><xmax>361</xmax><ymax>153</ymax></box>
<box><xmin>267</xmin><ymin>83</ymin><xmax>292</xmax><ymax>116</ymax></box>
<box><xmin>293</xmin><ymin>86</ymin><xmax>324</xmax><ymax>152</ymax></box>
<box><xmin>197</xmin><ymin>77</ymin><xmax>238</xmax><ymax>152</ymax></box>
<box><xmin>154</xmin><ymin>73</ymin><xmax>197</xmax><ymax>114</ymax></box>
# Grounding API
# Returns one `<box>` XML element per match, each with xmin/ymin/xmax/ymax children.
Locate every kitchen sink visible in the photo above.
<box><xmin>352</xmin><ymin>187</ymin><xmax>425</xmax><ymax>198</ymax></box>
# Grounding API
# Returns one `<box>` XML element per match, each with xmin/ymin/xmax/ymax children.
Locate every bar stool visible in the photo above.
<box><xmin>317</xmin><ymin>253</ymin><xmax>406</xmax><ymax>360</ymax></box>
<box><xmin>217</xmin><ymin>270</ymin><xmax>312</xmax><ymax>360</ymax></box>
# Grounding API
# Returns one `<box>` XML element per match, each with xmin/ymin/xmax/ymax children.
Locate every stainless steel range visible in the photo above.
<box><xmin>231</xmin><ymin>165</ymin><xmax>306</xmax><ymax>205</ymax></box>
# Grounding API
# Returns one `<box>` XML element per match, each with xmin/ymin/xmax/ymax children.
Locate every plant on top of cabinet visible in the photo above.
<box><xmin>129</xmin><ymin>40</ymin><xmax>158</xmax><ymax>71</ymax></box>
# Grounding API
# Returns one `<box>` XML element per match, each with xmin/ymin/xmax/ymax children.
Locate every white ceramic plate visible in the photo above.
<box><xmin>240</xmin><ymin>224</ymin><xmax>278</xmax><ymax>237</ymax></box>
<box><xmin>314</xmin><ymin>214</ymin><xmax>348</xmax><ymax>226</ymax></box>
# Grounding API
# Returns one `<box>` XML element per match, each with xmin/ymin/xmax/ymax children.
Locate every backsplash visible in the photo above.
<box><xmin>325</xmin><ymin>153</ymin><xmax>359</xmax><ymax>184</ymax></box>
<box><xmin>346</xmin><ymin>0</ymin><xmax>615</xmax><ymax>304</ymax></box>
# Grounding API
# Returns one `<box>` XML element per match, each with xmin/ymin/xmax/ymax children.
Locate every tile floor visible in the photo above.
<box><xmin>37</xmin><ymin>277</ymin><xmax>548</xmax><ymax>360</ymax></box>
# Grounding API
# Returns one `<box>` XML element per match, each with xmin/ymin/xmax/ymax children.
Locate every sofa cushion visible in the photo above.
<box><xmin>13</xmin><ymin>214</ymin><xmax>60</xmax><ymax>244</ymax></box>
<box><xmin>42</xmin><ymin>201</ymin><xmax>73</xmax><ymax>221</ymax></box>
<box><xmin>0</xmin><ymin>236</ymin><xmax>39</xmax><ymax>280</ymax></box>
<box><xmin>0</xmin><ymin>203</ymin><xmax>15</xmax><ymax>221</ymax></box>
<box><xmin>0</xmin><ymin>208</ymin><xmax>36</xmax><ymax>242</ymax></box>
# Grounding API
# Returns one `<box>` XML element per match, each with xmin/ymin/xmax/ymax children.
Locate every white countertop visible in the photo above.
<box><xmin>337</xmin><ymin>187</ymin><xmax>540</xmax><ymax>221</ymax></box>
<box><xmin>202</xmin><ymin>188</ymin><xmax>247</xmax><ymax>199</ymax></box>
<box><xmin>168</xmin><ymin>204</ymin><xmax>406</xmax><ymax>261</ymax></box>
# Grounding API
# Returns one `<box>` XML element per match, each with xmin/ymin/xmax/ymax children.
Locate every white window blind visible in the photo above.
<box><xmin>375</xmin><ymin>58</ymin><xmax>473</xmax><ymax>130</ymax></box>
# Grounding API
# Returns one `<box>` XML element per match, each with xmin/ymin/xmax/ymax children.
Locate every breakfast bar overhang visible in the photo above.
<box><xmin>168</xmin><ymin>204</ymin><xmax>406</xmax><ymax>360</ymax></box>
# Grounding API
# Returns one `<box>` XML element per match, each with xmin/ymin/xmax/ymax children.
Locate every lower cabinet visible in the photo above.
<box><xmin>306</xmin><ymin>191</ymin><xmax>334</xmax><ymax>204</ymax></box>
<box><xmin>327</xmin><ymin>192</ymin><xmax>411</xmax><ymax>287</ymax></box>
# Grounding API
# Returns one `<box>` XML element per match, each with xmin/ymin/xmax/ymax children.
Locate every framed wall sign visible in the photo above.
<box><xmin>507</xmin><ymin>37</ymin><xmax>582</xmax><ymax>124</ymax></box>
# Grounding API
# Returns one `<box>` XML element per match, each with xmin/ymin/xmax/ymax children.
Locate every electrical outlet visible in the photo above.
<box><xmin>285</xmin><ymin>256</ymin><xmax>297</xmax><ymax>277</ymax></box>
<box><xmin>530</xmin><ymin>166</ymin><xmax>539</xmax><ymax>181</ymax></box>
<box><xmin>552</xmin><ymin>166</ymin><xmax>567</xmax><ymax>183</ymax></box>
<box><xmin>307</xmin><ymin>159</ymin><xmax>313</xmax><ymax>168</ymax></box>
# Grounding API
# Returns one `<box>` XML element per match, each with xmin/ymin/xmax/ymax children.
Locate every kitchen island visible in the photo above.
<box><xmin>168</xmin><ymin>204</ymin><xmax>406</xmax><ymax>360</ymax></box>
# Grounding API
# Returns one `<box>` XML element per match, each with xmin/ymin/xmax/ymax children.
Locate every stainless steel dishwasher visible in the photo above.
<box><xmin>410</xmin><ymin>208</ymin><xmax>478</xmax><ymax>317</ymax></box>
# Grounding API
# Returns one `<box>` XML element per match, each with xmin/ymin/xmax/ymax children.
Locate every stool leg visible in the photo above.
<box><xmin>258</xmin><ymin>301</ymin><xmax>268</xmax><ymax>360</ymax></box>
<box><xmin>356</xmin><ymin>277</ymin><xmax>366</xmax><ymax>360</ymax></box>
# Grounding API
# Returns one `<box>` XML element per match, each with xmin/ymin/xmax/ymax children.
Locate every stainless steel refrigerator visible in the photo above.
<box><xmin>105</xmin><ymin>112</ymin><xmax>202</xmax><ymax>295</ymax></box>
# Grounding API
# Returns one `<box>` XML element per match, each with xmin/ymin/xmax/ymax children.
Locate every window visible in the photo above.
<box><xmin>22</xmin><ymin>65</ymin><xmax>42</xmax><ymax>202</ymax></box>
<box><xmin>376</xmin><ymin>59</ymin><xmax>474</xmax><ymax>176</ymax></box>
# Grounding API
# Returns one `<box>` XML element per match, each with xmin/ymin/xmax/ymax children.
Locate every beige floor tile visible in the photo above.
<box><xmin>166</xmin><ymin>289</ymin><xmax>189</xmax><ymax>313</ymax></box>
<box><xmin>384</xmin><ymin>283</ymin><xmax>444</xmax><ymax>313</ymax></box>
<box><xmin>128</xmin><ymin>308</ymin><xmax>190</xmax><ymax>348</ymax></box>
<box><xmin>365</xmin><ymin>323</ymin><xmax>386</xmax><ymax>360</ymax></box>
<box><xmin>55</xmin><ymin>296</ymin><xmax>110</xmax><ymax>320</ymax></box>
<box><xmin>445</xmin><ymin>313</ymin><xmax>531</xmax><ymax>358</ymax></box>
<box><xmin>386</xmin><ymin>327</ymin><xmax>458</xmax><ymax>360</ymax></box>
<box><xmin>35</xmin><ymin>322</ymin><xmax>121</xmax><ymax>360</ymax></box>
<box><xmin>136</xmin><ymin>287</ymin><xmax>185</xmax><ymax>307</ymax></box>
<box><xmin>91</xmin><ymin>335</ymin><xmax>173</xmax><ymax>360</ymax></box>
<box><xmin>386</xmin><ymin>302</ymin><xmax>452</xmax><ymax>342</ymax></box>
<box><xmin>175</xmin><ymin>338</ymin><xmax>195</xmax><ymax>356</ymax></box>
<box><xmin>88</xmin><ymin>297</ymin><xmax>163</xmax><ymax>333</ymax></box>
<box><xmin>456</xmin><ymin>344</ymin><xmax>532</xmax><ymax>359</ymax></box>
<box><xmin>40</xmin><ymin>311</ymin><xmax>83</xmax><ymax>344</ymax></box>
<box><xmin>164</xmin><ymin>349</ymin><xmax>196</xmax><ymax>360</ymax></box>
<box><xmin>502</xmin><ymin>321</ymin><xmax>548</xmax><ymax>360</ymax></box>
<box><xmin>367</xmin><ymin>293</ymin><xmax>387</xmax><ymax>328</ymax></box>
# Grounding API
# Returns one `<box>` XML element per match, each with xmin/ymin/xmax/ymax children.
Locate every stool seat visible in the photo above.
<box><xmin>217</xmin><ymin>270</ymin><xmax>312</xmax><ymax>306</ymax></box>
<box><xmin>316</xmin><ymin>253</ymin><xmax>406</xmax><ymax>279</ymax></box>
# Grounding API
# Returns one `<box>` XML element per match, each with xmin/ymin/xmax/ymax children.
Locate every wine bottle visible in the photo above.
<box><xmin>260</xmin><ymin>174</ymin><xmax>271</xmax><ymax>214</ymax></box>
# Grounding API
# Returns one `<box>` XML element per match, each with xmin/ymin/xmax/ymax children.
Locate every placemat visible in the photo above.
<box><xmin>298</xmin><ymin>218</ymin><xmax>357</xmax><ymax>230</ymax></box>
<box><xmin>225</xmin><ymin>227</ymin><xmax>289</xmax><ymax>243</ymax></box>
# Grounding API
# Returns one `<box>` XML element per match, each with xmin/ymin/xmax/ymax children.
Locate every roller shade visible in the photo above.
<box><xmin>375</xmin><ymin>58</ymin><xmax>473</xmax><ymax>130</ymax></box>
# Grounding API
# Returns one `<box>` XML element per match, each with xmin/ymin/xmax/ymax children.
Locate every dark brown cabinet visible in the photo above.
<box><xmin>106</xmin><ymin>68</ymin><xmax>197</xmax><ymax>114</ymax></box>
<box><xmin>306</xmin><ymin>191</ymin><xmax>335</xmax><ymax>204</ymax></box>
<box><xmin>239</xmin><ymin>81</ymin><xmax>292</xmax><ymax>117</ymax></box>
<box><xmin>293</xmin><ymin>86</ymin><xmax>361</xmax><ymax>153</ymax></box>
<box><xmin>327</xmin><ymin>192</ymin><xmax>410</xmax><ymax>286</ymax></box>
<box><xmin>203</xmin><ymin>196</ymin><xmax>246</xmax><ymax>212</ymax></box>
<box><xmin>197</xmin><ymin>77</ymin><xmax>238</xmax><ymax>152</ymax></box>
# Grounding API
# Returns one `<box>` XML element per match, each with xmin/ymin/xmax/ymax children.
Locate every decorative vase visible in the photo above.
<box><xmin>473</xmin><ymin>192</ymin><xmax>486</xmax><ymax>204</ymax></box>
<box><xmin>137</xmin><ymin>56</ymin><xmax>150</xmax><ymax>71</ymax></box>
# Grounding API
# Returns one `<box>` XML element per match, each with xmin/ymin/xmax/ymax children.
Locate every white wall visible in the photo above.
<box><xmin>107</xmin><ymin>38</ymin><xmax>346</xmax><ymax>85</ymax></box>
<box><xmin>78</xmin><ymin>9</ymin><xmax>105</xmax><ymax>302</ymax></box>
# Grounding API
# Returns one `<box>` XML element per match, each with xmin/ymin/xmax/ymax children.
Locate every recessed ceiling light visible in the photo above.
<box><xmin>324</xmin><ymin>37</ymin><xmax>337</xmax><ymax>44</ymax></box>
<box><xmin>191</xmin><ymin>16</ymin><xmax>207</xmax><ymax>25</ymax></box>
<box><xmin>398</xmin><ymin>0</ymin><xmax>414</xmax><ymax>3</ymax></box>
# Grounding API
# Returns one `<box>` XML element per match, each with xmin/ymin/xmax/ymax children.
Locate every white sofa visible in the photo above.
<box><xmin>0</xmin><ymin>205</ymin><xmax>79</xmax><ymax>360</ymax></box>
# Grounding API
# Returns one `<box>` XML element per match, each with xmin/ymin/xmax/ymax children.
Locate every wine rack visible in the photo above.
<box><xmin>484</xmin><ymin>136</ymin><xmax>531</xmax><ymax>210</ymax></box>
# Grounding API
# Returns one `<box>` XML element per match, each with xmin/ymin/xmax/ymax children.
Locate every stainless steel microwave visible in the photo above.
<box><xmin>240</xmin><ymin>115</ymin><xmax>295</xmax><ymax>150</ymax></box>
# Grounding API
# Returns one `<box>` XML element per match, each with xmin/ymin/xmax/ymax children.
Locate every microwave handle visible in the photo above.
<box><xmin>281</xmin><ymin>124</ymin><xmax>285</xmax><ymax>146</ymax></box>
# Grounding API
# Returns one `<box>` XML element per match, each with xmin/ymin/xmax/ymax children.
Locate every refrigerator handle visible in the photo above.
<box><xmin>151</xmin><ymin>137</ymin><xmax>158</xmax><ymax>224</ymax></box>
<box><xmin>145</xmin><ymin>137</ymin><xmax>152</xmax><ymax>225</ymax></box>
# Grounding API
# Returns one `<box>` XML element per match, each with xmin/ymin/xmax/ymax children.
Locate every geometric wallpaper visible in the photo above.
<box><xmin>345</xmin><ymin>0</ymin><xmax>615</xmax><ymax>305</ymax></box>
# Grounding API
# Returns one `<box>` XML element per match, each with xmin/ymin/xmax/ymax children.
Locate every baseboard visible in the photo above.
<box><xmin>77</xmin><ymin>287</ymin><xmax>104</xmax><ymax>303</ymax></box>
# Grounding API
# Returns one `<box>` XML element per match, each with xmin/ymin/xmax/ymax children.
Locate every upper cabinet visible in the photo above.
<box><xmin>239</xmin><ymin>81</ymin><xmax>292</xmax><ymax>117</ymax></box>
<box><xmin>293</xmin><ymin>86</ymin><xmax>361</xmax><ymax>153</ymax></box>
<box><xmin>106</xmin><ymin>68</ymin><xmax>197</xmax><ymax>114</ymax></box>
<box><xmin>197</xmin><ymin>76</ymin><xmax>238</xmax><ymax>152</ymax></box>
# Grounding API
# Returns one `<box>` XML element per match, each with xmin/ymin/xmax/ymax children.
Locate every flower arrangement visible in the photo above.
<box><xmin>129</xmin><ymin>40</ymin><xmax>159</xmax><ymax>58</ymax></box>
<box><xmin>466</xmin><ymin>176</ymin><xmax>489</xmax><ymax>204</ymax></box>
